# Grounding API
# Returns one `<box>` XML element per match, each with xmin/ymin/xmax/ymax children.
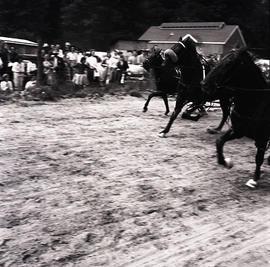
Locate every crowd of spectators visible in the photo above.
<box><xmin>1</xmin><ymin>39</ymin><xmax>269</xmax><ymax>96</ymax></box>
<box><xmin>0</xmin><ymin>40</ymin><xmax>149</xmax><ymax>94</ymax></box>
<box><xmin>40</xmin><ymin>42</ymin><xmax>148</xmax><ymax>89</ymax></box>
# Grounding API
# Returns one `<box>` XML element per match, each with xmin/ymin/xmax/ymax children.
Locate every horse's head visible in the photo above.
<box><xmin>170</xmin><ymin>37</ymin><xmax>197</xmax><ymax>64</ymax></box>
<box><xmin>143</xmin><ymin>47</ymin><xmax>164</xmax><ymax>71</ymax></box>
<box><xmin>202</xmin><ymin>48</ymin><xmax>267</xmax><ymax>96</ymax></box>
<box><xmin>170</xmin><ymin>37</ymin><xmax>204</xmax><ymax>85</ymax></box>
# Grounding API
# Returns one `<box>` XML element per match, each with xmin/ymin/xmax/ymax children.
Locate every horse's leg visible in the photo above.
<box><xmin>158</xmin><ymin>96</ymin><xmax>188</xmax><ymax>137</ymax></box>
<box><xmin>161</xmin><ymin>93</ymin><xmax>170</xmax><ymax>115</ymax></box>
<box><xmin>143</xmin><ymin>92</ymin><xmax>163</xmax><ymax>112</ymax></box>
<box><xmin>246</xmin><ymin>140</ymin><xmax>267</xmax><ymax>188</ymax></box>
<box><xmin>207</xmin><ymin>97</ymin><xmax>231</xmax><ymax>134</ymax></box>
<box><xmin>216</xmin><ymin>128</ymin><xmax>241</xmax><ymax>167</ymax></box>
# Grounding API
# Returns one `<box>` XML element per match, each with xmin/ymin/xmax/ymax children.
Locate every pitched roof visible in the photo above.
<box><xmin>0</xmin><ymin>36</ymin><xmax>37</xmax><ymax>46</ymax></box>
<box><xmin>139</xmin><ymin>22</ymin><xmax>242</xmax><ymax>44</ymax></box>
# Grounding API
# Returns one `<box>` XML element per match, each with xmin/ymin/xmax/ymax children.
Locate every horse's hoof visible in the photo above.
<box><xmin>143</xmin><ymin>108</ymin><xmax>147</xmax><ymax>113</ymax></box>
<box><xmin>245</xmin><ymin>179</ymin><xmax>257</xmax><ymax>188</ymax></box>
<box><xmin>207</xmin><ymin>127</ymin><xmax>221</xmax><ymax>134</ymax></box>
<box><xmin>158</xmin><ymin>132</ymin><xmax>167</xmax><ymax>138</ymax></box>
<box><xmin>224</xmin><ymin>158</ymin><xmax>234</xmax><ymax>168</ymax></box>
<box><xmin>165</xmin><ymin>111</ymin><xmax>170</xmax><ymax>116</ymax></box>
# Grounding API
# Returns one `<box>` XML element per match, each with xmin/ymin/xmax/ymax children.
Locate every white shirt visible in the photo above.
<box><xmin>128</xmin><ymin>55</ymin><xmax>138</xmax><ymax>65</ymax></box>
<box><xmin>66</xmin><ymin>52</ymin><xmax>78</xmax><ymax>62</ymax></box>
<box><xmin>12</xmin><ymin>62</ymin><xmax>25</xmax><ymax>73</ymax></box>
<box><xmin>107</xmin><ymin>56</ymin><xmax>119</xmax><ymax>68</ymax></box>
<box><xmin>137</xmin><ymin>54</ymin><xmax>145</xmax><ymax>64</ymax></box>
<box><xmin>57</xmin><ymin>49</ymin><xmax>64</xmax><ymax>58</ymax></box>
<box><xmin>77</xmin><ymin>53</ymin><xmax>85</xmax><ymax>63</ymax></box>
<box><xmin>26</xmin><ymin>61</ymin><xmax>37</xmax><ymax>73</ymax></box>
<box><xmin>86</xmin><ymin>56</ymin><xmax>98</xmax><ymax>69</ymax></box>
<box><xmin>0</xmin><ymin>81</ymin><xmax>13</xmax><ymax>91</ymax></box>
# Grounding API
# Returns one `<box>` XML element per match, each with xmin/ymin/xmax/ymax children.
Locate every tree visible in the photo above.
<box><xmin>0</xmin><ymin>0</ymin><xmax>63</xmax><ymax>84</ymax></box>
<box><xmin>0</xmin><ymin>0</ymin><xmax>269</xmax><ymax>60</ymax></box>
<box><xmin>61</xmin><ymin>0</ymin><xmax>269</xmax><ymax>53</ymax></box>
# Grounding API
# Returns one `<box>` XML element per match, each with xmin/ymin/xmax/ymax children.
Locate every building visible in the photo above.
<box><xmin>0</xmin><ymin>36</ymin><xmax>38</xmax><ymax>58</ymax></box>
<box><xmin>112</xmin><ymin>40</ymin><xmax>148</xmax><ymax>51</ymax></box>
<box><xmin>138</xmin><ymin>22</ymin><xmax>246</xmax><ymax>57</ymax></box>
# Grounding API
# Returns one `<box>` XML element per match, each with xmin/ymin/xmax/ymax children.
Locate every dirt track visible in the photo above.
<box><xmin>0</xmin><ymin>95</ymin><xmax>270</xmax><ymax>267</ymax></box>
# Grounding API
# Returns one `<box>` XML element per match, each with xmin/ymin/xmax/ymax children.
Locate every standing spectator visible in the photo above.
<box><xmin>102</xmin><ymin>52</ymin><xmax>111</xmax><ymax>85</ymax></box>
<box><xmin>64</xmin><ymin>42</ymin><xmax>71</xmax><ymax>55</ymax></box>
<box><xmin>66</xmin><ymin>46</ymin><xmax>78</xmax><ymax>79</ymax></box>
<box><xmin>137</xmin><ymin>50</ymin><xmax>147</xmax><ymax>65</ymax></box>
<box><xmin>12</xmin><ymin>57</ymin><xmax>25</xmax><ymax>90</ymax></box>
<box><xmin>72</xmin><ymin>57</ymin><xmax>89</xmax><ymax>89</ymax></box>
<box><xmin>54</xmin><ymin>44</ymin><xmax>64</xmax><ymax>58</ymax></box>
<box><xmin>122</xmin><ymin>50</ymin><xmax>130</xmax><ymax>61</ymax></box>
<box><xmin>0</xmin><ymin>74</ymin><xmax>13</xmax><ymax>93</ymax></box>
<box><xmin>128</xmin><ymin>50</ymin><xmax>138</xmax><ymax>65</ymax></box>
<box><xmin>94</xmin><ymin>55</ymin><xmax>106</xmax><ymax>86</ymax></box>
<box><xmin>126</xmin><ymin>50</ymin><xmax>133</xmax><ymax>61</ymax></box>
<box><xmin>49</xmin><ymin>44</ymin><xmax>56</xmax><ymax>55</ymax></box>
<box><xmin>107</xmin><ymin>51</ymin><xmax>119</xmax><ymax>83</ymax></box>
<box><xmin>77</xmin><ymin>50</ymin><xmax>86</xmax><ymax>64</ymax></box>
<box><xmin>0</xmin><ymin>41</ymin><xmax>9</xmax><ymax>76</ymax></box>
<box><xmin>42</xmin><ymin>43</ymin><xmax>50</xmax><ymax>54</ymax></box>
<box><xmin>40</xmin><ymin>49</ymin><xmax>46</xmax><ymax>59</ymax></box>
<box><xmin>8</xmin><ymin>46</ymin><xmax>18</xmax><ymax>63</ymax></box>
<box><xmin>43</xmin><ymin>54</ymin><xmax>53</xmax><ymax>85</ymax></box>
<box><xmin>86</xmin><ymin>49</ymin><xmax>99</xmax><ymax>82</ymax></box>
<box><xmin>116</xmin><ymin>55</ymin><xmax>129</xmax><ymax>84</ymax></box>
<box><xmin>51</xmin><ymin>53</ymin><xmax>66</xmax><ymax>86</ymax></box>
<box><xmin>26</xmin><ymin>60</ymin><xmax>37</xmax><ymax>76</ymax></box>
<box><xmin>7</xmin><ymin>46</ymin><xmax>18</xmax><ymax>78</ymax></box>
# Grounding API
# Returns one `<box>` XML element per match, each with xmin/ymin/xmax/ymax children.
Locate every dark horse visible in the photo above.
<box><xmin>202</xmin><ymin>48</ymin><xmax>270</xmax><ymax>188</ymax></box>
<box><xmin>156</xmin><ymin>38</ymin><xmax>232</xmax><ymax>137</ymax></box>
<box><xmin>142</xmin><ymin>47</ymin><xmax>181</xmax><ymax>116</ymax></box>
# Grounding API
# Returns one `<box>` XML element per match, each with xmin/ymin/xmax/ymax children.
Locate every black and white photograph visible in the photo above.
<box><xmin>0</xmin><ymin>0</ymin><xmax>270</xmax><ymax>266</ymax></box>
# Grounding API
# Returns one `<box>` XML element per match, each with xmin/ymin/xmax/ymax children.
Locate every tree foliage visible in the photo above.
<box><xmin>0</xmin><ymin>0</ymin><xmax>62</xmax><ymax>42</ymax></box>
<box><xmin>0</xmin><ymin>0</ymin><xmax>63</xmax><ymax>84</ymax></box>
<box><xmin>0</xmin><ymin>0</ymin><xmax>269</xmax><ymax>52</ymax></box>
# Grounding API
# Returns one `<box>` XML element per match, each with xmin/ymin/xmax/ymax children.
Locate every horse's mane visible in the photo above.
<box><xmin>204</xmin><ymin>49</ymin><xmax>240</xmax><ymax>84</ymax></box>
<box><xmin>204</xmin><ymin>48</ymin><xmax>268</xmax><ymax>88</ymax></box>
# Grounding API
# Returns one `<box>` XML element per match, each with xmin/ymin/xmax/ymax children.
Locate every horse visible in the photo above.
<box><xmin>202</xmin><ymin>48</ymin><xmax>270</xmax><ymax>188</ymax></box>
<box><xmin>142</xmin><ymin>47</ymin><xmax>181</xmax><ymax>116</ymax></box>
<box><xmin>158</xmin><ymin>38</ymin><xmax>232</xmax><ymax>137</ymax></box>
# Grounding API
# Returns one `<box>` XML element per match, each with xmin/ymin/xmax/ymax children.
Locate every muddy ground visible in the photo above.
<box><xmin>0</xmin><ymin>94</ymin><xmax>270</xmax><ymax>267</ymax></box>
